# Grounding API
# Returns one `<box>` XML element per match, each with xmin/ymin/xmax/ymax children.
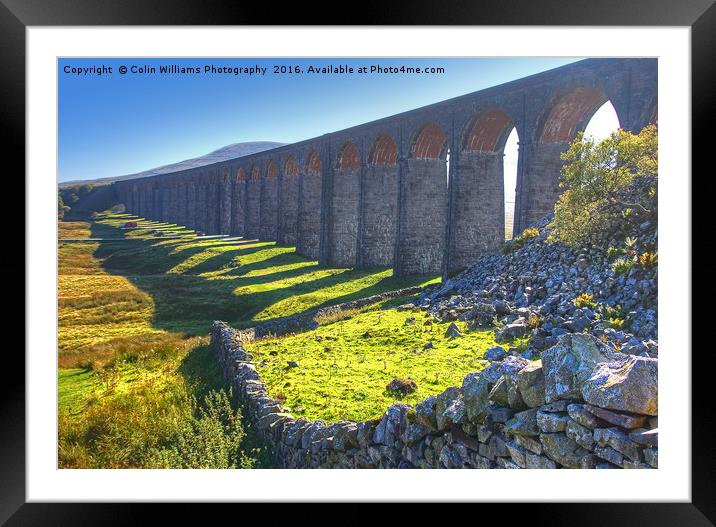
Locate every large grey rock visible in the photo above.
<box><xmin>567</xmin><ymin>403</ymin><xmax>605</xmax><ymax>429</ymax></box>
<box><xmin>283</xmin><ymin>418</ymin><xmax>311</xmax><ymax>448</ymax></box>
<box><xmin>415</xmin><ymin>395</ymin><xmax>438</xmax><ymax>431</ymax></box>
<box><xmin>333</xmin><ymin>422</ymin><xmax>359</xmax><ymax>450</ymax></box>
<box><xmin>469</xmin><ymin>302</ymin><xmax>497</xmax><ymax>327</ymax></box>
<box><xmin>536</xmin><ymin>411</ymin><xmax>569</xmax><ymax>433</ymax></box>
<box><xmin>300</xmin><ymin>421</ymin><xmax>327</xmax><ymax>450</ymax></box>
<box><xmin>488</xmin><ymin>377</ymin><xmax>509</xmax><ymax>406</ymax></box>
<box><xmin>566</xmin><ymin>418</ymin><xmax>595</xmax><ymax>450</ymax></box>
<box><xmin>505</xmin><ymin>440</ymin><xmax>527</xmax><ymax>468</ymax></box>
<box><xmin>257</xmin><ymin>412</ymin><xmax>292</xmax><ymax>431</ymax></box>
<box><xmin>463</xmin><ymin>373</ymin><xmax>491</xmax><ymax>423</ymax></box>
<box><xmin>584</xmin><ymin>405</ymin><xmax>648</xmax><ymax>429</ymax></box>
<box><xmin>356</xmin><ymin>419</ymin><xmax>379</xmax><ymax>448</ymax></box>
<box><xmin>525</xmin><ymin>452</ymin><xmax>557</xmax><ymax>469</ymax></box>
<box><xmin>435</xmin><ymin>387</ymin><xmax>462</xmax><ymax>431</ymax></box>
<box><xmin>581</xmin><ymin>355</ymin><xmax>658</xmax><ymax>416</ymax></box>
<box><xmin>540</xmin><ymin>433</ymin><xmax>590</xmax><ymax>468</ymax></box>
<box><xmin>445</xmin><ymin>322</ymin><xmax>463</xmax><ymax>339</ymax></box>
<box><xmin>504</xmin><ymin>408</ymin><xmax>540</xmax><ymax>436</ymax></box>
<box><xmin>401</xmin><ymin>418</ymin><xmax>431</xmax><ymax>446</ymax></box>
<box><xmin>541</xmin><ymin>333</ymin><xmax>625</xmax><ymax>403</ymax></box>
<box><xmin>374</xmin><ymin>404</ymin><xmax>411</xmax><ymax>446</ymax></box>
<box><xmin>439</xmin><ymin>444</ymin><xmax>467</xmax><ymax>468</ymax></box>
<box><xmin>514</xmin><ymin>434</ymin><xmax>543</xmax><ymax>455</ymax></box>
<box><xmin>496</xmin><ymin>321</ymin><xmax>527</xmax><ymax>342</ymax></box>
<box><xmin>463</xmin><ymin>357</ymin><xmax>528</xmax><ymax>423</ymax></box>
<box><xmin>594</xmin><ymin>445</ymin><xmax>624</xmax><ymax>467</ymax></box>
<box><xmin>440</xmin><ymin>393</ymin><xmax>466</xmax><ymax>430</ymax></box>
<box><xmin>517</xmin><ymin>360</ymin><xmax>546</xmax><ymax>407</ymax></box>
<box><xmin>504</xmin><ymin>368</ymin><xmax>528</xmax><ymax>410</ymax></box>
<box><xmin>593</xmin><ymin>427</ymin><xmax>643</xmax><ymax>461</ymax></box>
<box><xmin>485</xmin><ymin>345</ymin><xmax>507</xmax><ymax>362</ymax></box>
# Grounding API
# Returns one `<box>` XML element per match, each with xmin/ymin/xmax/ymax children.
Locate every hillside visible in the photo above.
<box><xmin>59</xmin><ymin>141</ymin><xmax>286</xmax><ymax>188</ymax></box>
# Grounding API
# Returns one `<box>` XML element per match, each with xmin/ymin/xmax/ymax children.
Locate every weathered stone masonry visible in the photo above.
<box><xmin>115</xmin><ymin>58</ymin><xmax>657</xmax><ymax>276</ymax></box>
<box><xmin>212</xmin><ymin>319</ymin><xmax>658</xmax><ymax>469</ymax></box>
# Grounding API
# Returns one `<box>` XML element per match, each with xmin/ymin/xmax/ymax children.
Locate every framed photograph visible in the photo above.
<box><xmin>7</xmin><ymin>0</ymin><xmax>708</xmax><ymax>523</ymax></box>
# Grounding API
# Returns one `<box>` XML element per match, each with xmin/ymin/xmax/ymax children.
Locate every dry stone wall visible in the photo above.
<box><xmin>212</xmin><ymin>319</ymin><xmax>658</xmax><ymax>469</ymax></box>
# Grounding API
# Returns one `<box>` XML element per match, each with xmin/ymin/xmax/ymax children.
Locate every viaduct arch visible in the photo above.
<box><xmin>114</xmin><ymin>58</ymin><xmax>657</xmax><ymax>277</ymax></box>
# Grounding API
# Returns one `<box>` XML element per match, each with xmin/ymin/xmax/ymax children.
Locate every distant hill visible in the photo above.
<box><xmin>59</xmin><ymin>141</ymin><xmax>286</xmax><ymax>188</ymax></box>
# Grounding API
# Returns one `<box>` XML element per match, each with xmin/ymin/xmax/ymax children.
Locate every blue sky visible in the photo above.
<box><xmin>58</xmin><ymin>57</ymin><xmax>619</xmax><ymax>183</ymax></box>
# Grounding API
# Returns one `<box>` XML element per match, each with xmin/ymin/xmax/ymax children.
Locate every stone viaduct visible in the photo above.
<box><xmin>114</xmin><ymin>58</ymin><xmax>657</xmax><ymax>277</ymax></box>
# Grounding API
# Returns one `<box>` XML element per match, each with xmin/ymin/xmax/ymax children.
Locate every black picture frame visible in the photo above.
<box><xmin>5</xmin><ymin>0</ymin><xmax>707</xmax><ymax>523</ymax></box>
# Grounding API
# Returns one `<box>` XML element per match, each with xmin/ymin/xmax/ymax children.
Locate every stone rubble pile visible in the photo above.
<box><xmin>213</xmin><ymin>322</ymin><xmax>658</xmax><ymax>469</ymax></box>
<box><xmin>418</xmin><ymin>207</ymin><xmax>658</xmax><ymax>359</ymax></box>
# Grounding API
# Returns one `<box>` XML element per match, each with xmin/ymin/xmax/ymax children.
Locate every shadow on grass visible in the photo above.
<box><xmin>94</xmin><ymin>237</ymin><xmax>272</xmax><ymax>277</ymax></box>
<box><xmin>177</xmin><ymin>342</ymin><xmax>227</xmax><ymax>399</ymax></box>
<box><xmin>89</xmin><ymin>218</ymin><xmax>433</xmax><ymax>335</ymax></box>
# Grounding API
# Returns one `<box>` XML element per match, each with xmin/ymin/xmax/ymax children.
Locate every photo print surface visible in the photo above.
<box><xmin>57</xmin><ymin>56</ymin><xmax>658</xmax><ymax>470</ymax></box>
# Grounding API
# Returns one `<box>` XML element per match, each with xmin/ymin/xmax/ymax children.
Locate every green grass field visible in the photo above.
<box><xmin>245</xmin><ymin>303</ymin><xmax>519</xmax><ymax>423</ymax></box>
<box><xmin>58</xmin><ymin>212</ymin><xmax>438</xmax><ymax>468</ymax></box>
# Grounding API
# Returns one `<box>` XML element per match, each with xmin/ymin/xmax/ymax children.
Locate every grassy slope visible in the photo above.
<box><xmin>246</xmin><ymin>303</ymin><xmax>517</xmax><ymax>423</ymax></box>
<box><xmin>58</xmin><ymin>213</ymin><xmax>437</xmax><ymax>467</ymax></box>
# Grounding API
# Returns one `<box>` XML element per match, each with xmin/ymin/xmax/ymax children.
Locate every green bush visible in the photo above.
<box><xmin>166</xmin><ymin>389</ymin><xmax>249</xmax><ymax>469</ymax></box>
<box><xmin>606</xmin><ymin>246</ymin><xmax>623</xmax><ymax>260</ymax></box>
<box><xmin>550</xmin><ymin>125</ymin><xmax>658</xmax><ymax>246</ymax></box>
<box><xmin>611</xmin><ymin>257</ymin><xmax>636</xmax><ymax>277</ymax></box>
<box><xmin>502</xmin><ymin>227</ymin><xmax>540</xmax><ymax>254</ymax></box>
<box><xmin>526</xmin><ymin>312</ymin><xmax>543</xmax><ymax>330</ymax></box>
<box><xmin>58</xmin><ymin>385</ymin><xmax>252</xmax><ymax>469</ymax></box>
<box><xmin>597</xmin><ymin>304</ymin><xmax>630</xmax><ymax>330</ymax></box>
<box><xmin>639</xmin><ymin>251</ymin><xmax>658</xmax><ymax>268</ymax></box>
<box><xmin>573</xmin><ymin>293</ymin><xmax>597</xmax><ymax>310</ymax></box>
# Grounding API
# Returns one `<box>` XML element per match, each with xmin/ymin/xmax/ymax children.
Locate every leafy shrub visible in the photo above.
<box><xmin>551</xmin><ymin>125</ymin><xmax>658</xmax><ymax>246</ymax></box>
<box><xmin>599</xmin><ymin>303</ymin><xmax>626</xmax><ymax>320</ymax></box>
<box><xmin>526</xmin><ymin>312</ymin><xmax>543</xmax><ymax>330</ymax></box>
<box><xmin>611</xmin><ymin>257</ymin><xmax>636</xmax><ymax>277</ymax></box>
<box><xmin>166</xmin><ymin>389</ymin><xmax>247</xmax><ymax>469</ymax></box>
<box><xmin>639</xmin><ymin>251</ymin><xmax>658</xmax><ymax>267</ymax></box>
<box><xmin>597</xmin><ymin>304</ymin><xmax>630</xmax><ymax>330</ymax></box>
<box><xmin>502</xmin><ymin>227</ymin><xmax>540</xmax><ymax>254</ymax></box>
<box><xmin>606</xmin><ymin>246</ymin><xmax>622</xmax><ymax>259</ymax></box>
<box><xmin>573</xmin><ymin>293</ymin><xmax>597</xmax><ymax>310</ymax></box>
<box><xmin>608</xmin><ymin>318</ymin><xmax>627</xmax><ymax>330</ymax></box>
